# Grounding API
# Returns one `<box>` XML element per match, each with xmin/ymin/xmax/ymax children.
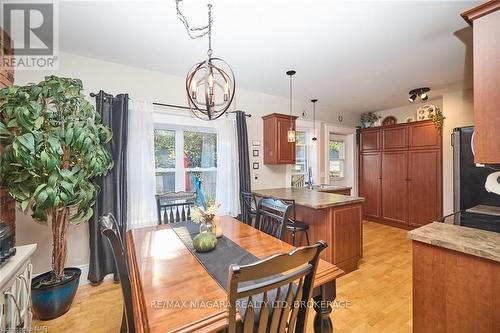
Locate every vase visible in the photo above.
<box><xmin>199</xmin><ymin>220</ymin><xmax>214</xmax><ymax>234</ymax></box>
<box><xmin>31</xmin><ymin>267</ymin><xmax>81</xmax><ymax>320</ymax></box>
<box><xmin>212</xmin><ymin>216</ymin><xmax>223</xmax><ymax>238</ymax></box>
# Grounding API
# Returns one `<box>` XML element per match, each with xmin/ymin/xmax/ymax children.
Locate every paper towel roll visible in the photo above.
<box><xmin>485</xmin><ymin>171</ymin><xmax>500</xmax><ymax>195</ymax></box>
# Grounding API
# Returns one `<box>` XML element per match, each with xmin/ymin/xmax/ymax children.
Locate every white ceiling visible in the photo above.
<box><xmin>57</xmin><ymin>0</ymin><xmax>478</xmax><ymax>114</ymax></box>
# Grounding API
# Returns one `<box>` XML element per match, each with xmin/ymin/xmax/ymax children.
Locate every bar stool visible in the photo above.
<box><xmin>281</xmin><ymin>198</ymin><xmax>310</xmax><ymax>246</ymax></box>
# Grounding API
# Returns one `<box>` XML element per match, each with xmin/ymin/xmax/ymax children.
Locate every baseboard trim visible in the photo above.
<box><xmin>73</xmin><ymin>264</ymin><xmax>114</xmax><ymax>286</ymax></box>
<box><xmin>363</xmin><ymin>216</ymin><xmax>416</xmax><ymax>230</ymax></box>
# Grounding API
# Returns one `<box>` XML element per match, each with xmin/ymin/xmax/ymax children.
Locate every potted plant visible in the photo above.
<box><xmin>360</xmin><ymin>112</ymin><xmax>379</xmax><ymax>128</ymax></box>
<box><xmin>0</xmin><ymin>76</ymin><xmax>113</xmax><ymax>320</ymax></box>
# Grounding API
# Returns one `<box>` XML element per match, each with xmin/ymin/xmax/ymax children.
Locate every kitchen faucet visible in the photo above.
<box><xmin>307</xmin><ymin>167</ymin><xmax>313</xmax><ymax>190</ymax></box>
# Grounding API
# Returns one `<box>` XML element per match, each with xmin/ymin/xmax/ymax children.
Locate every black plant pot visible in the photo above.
<box><xmin>31</xmin><ymin>267</ymin><xmax>81</xmax><ymax>320</ymax></box>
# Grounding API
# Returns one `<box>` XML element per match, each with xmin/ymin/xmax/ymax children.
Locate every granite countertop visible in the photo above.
<box><xmin>408</xmin><ymin>222</ymin><xmax>500</xmax><ymax>263</ymax></box>
<box><xmin>253</xmin><ymin>187</ymin><xmax>364</xmax><ymax>209</ymax></box>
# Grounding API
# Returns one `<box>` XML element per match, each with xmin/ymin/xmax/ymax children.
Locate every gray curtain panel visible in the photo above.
<box><xmin>88</xmin><ymin>91</ymin><xmax>129</xmax><ymax>284</ymax></box>
<box><xmin>236</xmin><ymin>111</ymin><xmax>251</xmax><ymax>217</ymax></box>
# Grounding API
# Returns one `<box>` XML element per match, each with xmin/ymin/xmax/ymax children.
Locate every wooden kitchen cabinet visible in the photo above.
<box><xmin>359</xmin><ymin>152</ymin><xmax>381</xmax><ymax>219</ymax></box>
<box><xmin>382</xmin><ymin>125</ymin><xmax>407</xmax><ymax>150</ymax></box>
<box><xmin>408</xmin><ymin>121</ymin><xmax>442</xmax><ymax>150</ymax></box>
<box><xmin>408</xmin><ymin>150</ymin><xmax>442</xmax><ymax>227</ymax></box>
<box><xmin>381</xmin><ymin>151</ymin><xmax>408</xmax><ymax>225</ymax></box>
<box><xmin>462</xmin><ymin>1</ymin><xmax>500</xmax><ymax>164</ymax></box>
<box><xmin>262</xmin><ymin>113</ymin><xmax>298</xmax><ymax>164</ymax></box>
<box><xmin>360</xmin><ymin>128</ymin><xmax>380</xmax><ymax>151</ymax></box>
<box><xmin>358</xmin><ymin>120</ymin><xmax>442</xmax><ymax>229</ymax></box>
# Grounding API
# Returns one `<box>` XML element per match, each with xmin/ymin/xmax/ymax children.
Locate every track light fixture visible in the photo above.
<box><xmin>408</xmin><ymin>87</ymin><xmax>430</xmax><ymax>103</ymax></box>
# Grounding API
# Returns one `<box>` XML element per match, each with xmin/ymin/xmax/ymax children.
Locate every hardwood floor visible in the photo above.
<box><xmin>32</xmin><ymin>220</ymin><xmax>412</xmax><ymax>332</ymax></box>
<box><xmin>316</xmin><ymin>220</ymin><xmax>413</xmax><ymax>332</ymax></box>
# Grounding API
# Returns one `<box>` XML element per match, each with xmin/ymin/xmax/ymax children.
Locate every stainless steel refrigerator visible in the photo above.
<box><xmin>439</xmin><ymin>126</ymin><xmax>500</xmax><ymax>233</ymax></box>
<box><xmin>452</xmin><ymin>126</ymin><xmax>500</xmax><ymax>211</ymax></box>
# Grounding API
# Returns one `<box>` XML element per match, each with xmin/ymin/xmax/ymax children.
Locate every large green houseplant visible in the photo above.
<box><xmin>0</xmin><ymin>76</ymin><xmax>113</xmax><ymax>318</ymax></box>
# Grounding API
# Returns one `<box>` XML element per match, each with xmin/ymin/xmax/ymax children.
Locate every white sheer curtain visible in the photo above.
<box><xmin>127</xmin><ymin>100</ymin><xmax>158</xmax><ymax>228</ymax></box>
<box><xmin>215</xmin><ymin>115</ymin><xmax>240</xmax><ymax>216</ymax></box>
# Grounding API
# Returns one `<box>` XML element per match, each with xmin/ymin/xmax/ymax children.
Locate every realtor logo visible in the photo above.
<box><xmin>1</xmin><ymin>1</ymin><xmax>59</xmax><ymax>70</ymax></box>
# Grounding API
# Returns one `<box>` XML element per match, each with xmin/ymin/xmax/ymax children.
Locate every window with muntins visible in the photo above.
<box><xmin>154</xmin><ymin>126</ymin><xmax>217</xmax><ymax>199</ymax></box>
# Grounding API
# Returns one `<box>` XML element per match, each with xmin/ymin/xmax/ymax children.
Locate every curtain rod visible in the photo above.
<box><xmin>89</xmin><ymin>92</ymin><xmax>251</xmax><ymax>117</ymax></box>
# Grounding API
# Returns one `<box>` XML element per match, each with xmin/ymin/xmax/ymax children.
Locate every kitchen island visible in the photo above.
<box><xmin>408</xmin><ymin>222</ymin><xmax>500</xmax><ymax>333</ymax></box>
<box><xmin>253</xmin><ymin>187</ymin><xmax>364</xmax><ymax>273</ymax></box>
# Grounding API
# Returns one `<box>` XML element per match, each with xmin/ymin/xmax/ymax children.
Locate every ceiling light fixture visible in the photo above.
<box><xmin>176</xmin><ymin>1</ymin><xmax>235</xmax><ymax>120</ymax></box>
<box><xmin>286</xmin><ymin>70</ymin><xmax>296</xmax><ymax>143</ymax></box>
<box><xmin>408</xmin><ymin>87</ymin><xmax>430</xmax><ymax>104</ymax></box>
<box><xmin>311</xmin><ymin>99</ymin><xmax>318</xmax><ymax>142</ymax></box>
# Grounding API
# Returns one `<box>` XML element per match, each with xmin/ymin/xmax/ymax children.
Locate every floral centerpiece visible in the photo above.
<box><xmin>191</xmin><ymin>203</ymin><xmax>220</xmax><ymax>235</ymax></box>
<box><xmin>191</xmin><ymin>204</ymin><xmax>220</xmax><ymax>253</ymax></box>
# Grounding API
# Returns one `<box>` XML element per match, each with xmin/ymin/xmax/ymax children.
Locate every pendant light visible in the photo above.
<box><xmin>311</xmin><ymin>99</ymin><xmax>318</xmax><ymax>142</ymax></box>
<box><xmin>176</xmin><ymin>1</ymin><xmax>235</xmax><ymax>120</ymax></box>
<box><xmin>286</xmin><ymin>70</ymin><xmax>296</xmax><ymax>143</ymax></box>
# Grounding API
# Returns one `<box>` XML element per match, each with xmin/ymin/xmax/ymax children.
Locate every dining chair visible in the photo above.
<box><xmin>255</xmin><ymin>197</ymin><xmax>292</xmax><ymax>240</ymax></box>
<box><xmin>100</xmin><ymin>214</ymin><xmax>135</xmax><ymax>333</ymax></box>
<box><xmin>280</xmin><ymin>198</ymin><xmax>310</xmax><ymax>246</ymax></box>
<box><xmin>227</xmin><ymin>241</ymin><xmax>327</xmax><ymax>333</ymax></box>
<box><xmin>240</xmin><ymin>190</ymin><xmax>258</xmax><ymax>226</ymax></box>
<box><xmin>156</xmin><ymin>191</ymin><xmax>197</xmax><ymax>224</ymax></box>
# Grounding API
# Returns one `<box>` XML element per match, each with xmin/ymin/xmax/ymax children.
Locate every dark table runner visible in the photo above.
<box><xmin>170</xmin><ymin>220</ymin><xmax>260</xmax><ymax>291</ymax></box>
<box><xmin>171</xmin><ymin>221</ymin><xmax>297</xmax><ymax>320</ymax></box>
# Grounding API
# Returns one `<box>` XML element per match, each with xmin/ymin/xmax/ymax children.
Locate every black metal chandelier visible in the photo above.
<box><xmin>176</xmin><ymin>1</ymin><xmax>235</xmax><ymax>120</ymax></box>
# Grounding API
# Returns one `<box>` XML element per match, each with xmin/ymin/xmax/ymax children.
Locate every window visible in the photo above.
<box><xmin>329</xmin><ymin>138</ymin><xmax>345</xmax><ymax>179</ymax></box>
<box><xmin>292</xmin><ymin>131</ymin><xmax>308</xmax><ymax>186</ymax></box>
<box><xmin>154</xmin><ymin>127</ymin><xmax>217</xmax><ymax>199</ymax></box>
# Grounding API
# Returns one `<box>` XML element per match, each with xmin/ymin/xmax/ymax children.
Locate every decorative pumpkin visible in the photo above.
<box><xmin>193</xmin><ymin>232</ymin><xmax>217</xmax><ymax>252</ymax></box>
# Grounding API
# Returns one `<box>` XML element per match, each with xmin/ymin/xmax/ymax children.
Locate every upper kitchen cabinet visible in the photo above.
<box><xmin>262</xmin><ymin>113</ymin><xmax>298</xmax><ymax>164</ymax></box>
<box><xmin>382</xmin><ymin>125</ymin><xmax>407</xmax><ymax>150</ymax></box>
<box><xmin>408</xmin><ymin>120</ymin><xmax>441</xmax><ymax>150</ymax></box>
<box><xmin>360</xmin><ymin>128</ymin><xmax>380</xmax><ymax>151</ymax></box>
<box><xmin>462</xmin><ymin>1</ymin><xmax>500</xmax><ymax>164</ymax></box>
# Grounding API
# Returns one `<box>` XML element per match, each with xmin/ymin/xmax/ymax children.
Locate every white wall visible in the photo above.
<box><xmin>13</xmin><ymin>52</ymin><xmax>357</xmax><ymax>277</ymax></box>
<box><xmin>373</xmin><ymin>91</ymin><xmax>473</xmax><ymax>216</ymax></box>
<box><xmin>373</xmin><ymin>98</ymin><xmax>443</xmax><ymax>124</ymax></box>
<box><xmin>441</xmin><ymin>89</ymin><xmax>474</xmax><ymax>214</ymax></box>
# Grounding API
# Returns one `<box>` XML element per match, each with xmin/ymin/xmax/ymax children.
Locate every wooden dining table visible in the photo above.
<box><xmin>126</xmin><ymin>215</ymin><xmax>344</xmax><ymax>333</ymax></box>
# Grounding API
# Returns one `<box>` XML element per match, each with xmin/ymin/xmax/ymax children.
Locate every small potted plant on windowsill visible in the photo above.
<box><xmin>0</xmin><ymin>76</ymin><xmax>113</xmax><ymax>320</ymax></box>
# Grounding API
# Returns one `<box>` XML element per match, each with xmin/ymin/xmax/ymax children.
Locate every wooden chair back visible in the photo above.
<box><xmin>279</xmin><ymin>198</ymin><xmax>298</xmax><ymax>221</ymax></box>
<box><xmin>100</xmin><ymin>214</ymin><xmax>135</xmax><ymax>333</ymax></box>
<box><xmin>227</xmin><ymin>241</ymin><xmax>327</xmax><ymax>333</ymax></box>
<box><xmin>156</xmin><ymin>191</ymin><xmax>197</xmax><ymax>224</ymax></box>
<box><xmin>240</xmin><ymin>190</ymin><xmax>257</xmax><ymax>225</ymax></box>
<box><xmin>255</xmin><ymin>197</ymin><xmax>292</xmax><ymax>240</ymax></box>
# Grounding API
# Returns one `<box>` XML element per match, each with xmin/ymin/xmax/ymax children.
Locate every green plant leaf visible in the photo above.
<box><xmin>18</xmin><ymin>133</ymin><xmax>35</xmax><ymax>152</ymax></box>
<box><xmin>48</xmin><ymin>136</ymin><xmax>63</xmax><ymax>155</ymax></box>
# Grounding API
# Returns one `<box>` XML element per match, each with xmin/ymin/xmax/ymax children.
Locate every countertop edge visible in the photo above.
<box><xmin>253</xmin><ymin>187</ymin><xmax>364</xmax><ymax>209</ymax></box>
<box><xmin>408</xmin><ymin>223</ymin><xmax>500</xmax><ymax>263</ymax></box>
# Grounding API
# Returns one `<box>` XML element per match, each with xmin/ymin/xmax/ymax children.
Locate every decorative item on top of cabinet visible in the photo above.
<box><xmin>382</xmin><ymin>116</ymin><xmax>397</xmax><ymax>126</ymax></box>
<box><xmin>462</xmin><ymin>1</ymin><xmax>500</xmax><ymax>164</ymax></box>
<box><xmin>358</xmin><ymin>120</ymin><xmax>442</xmax><ymax>229</ymax></box>
<box><xmin>360</xmin><ymin>112</ymin><xmax>379</xmax><ymax>128</ymax></box>
<box><xmin>0</xmin><ymin>27</ymin><xmax>15</xmax><ymax>240</ymax></box>
<box><xmin>262</xmin><ymin>113</ymin><xmax>298</xmax><ymax>164</ymax></box>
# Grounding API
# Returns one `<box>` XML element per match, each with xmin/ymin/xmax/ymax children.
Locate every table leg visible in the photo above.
<box><xmin>313</xmin><ymin>281</ymin><xmax>336</xmax><ymax>333</ymax></box>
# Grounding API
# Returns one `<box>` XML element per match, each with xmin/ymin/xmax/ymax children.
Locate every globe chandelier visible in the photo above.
<box><xmin>176</xmin><ymin>0</ymin><xmax>236</xmax><ymax>120</ymax></box>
